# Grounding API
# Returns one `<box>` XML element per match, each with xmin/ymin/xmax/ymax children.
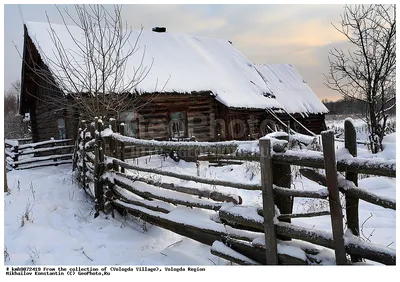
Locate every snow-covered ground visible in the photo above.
<box><xmin>3</xmin><ymin>131</ymin><xmax>396</xmax><ymax>267</ymax></box>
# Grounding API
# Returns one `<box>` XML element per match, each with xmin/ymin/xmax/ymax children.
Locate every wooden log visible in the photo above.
<box><xmin>119</xmin><ymin>123</ymin><xmax>126</xmax><ymax>173</ymax></box>
<box><xmin>210</xmin><ymin>241</ymin><xmax>260</xmax><ymax>265</ymax></box>
<box><xmin>18</xmin><ymin>139</ymin><xmax>73</xmax><ymax>150</ymax></box>
<box><xmin>117</xmin><ymin>172</ymin><xmax>241</xmax><ymax>204</ymax></box>
<box><xmin>222</xmin><ymin>237</ymin><xmax>308</xmax><ymax>265</ymax></box>
<box><xmin>272</xmin><ymin>151</ymin><xmax>395</xmax><ymax>178</ymax></box>
<box><xmin>113</xmin><ymin>200</ymin><xmax>255</xmax><ymax>246</ymax></box>
<box><xmin>13</xmin><ymin>154</ymin><xmax>73</xmax><ymax>165</ymax></box>
<box><xmin>19</xmin><ymin>145</ymin><xmax>75</xmax><ymax>156</ymax></box>
<box><xmin>93</xmin><ymin>118</ymin><xmax>101</xmax><ymax>218</ymax></box>
<box><xmin>109</xmin><ymin>118</ymin><xmax>119</xmax><ymax>172</ymax></box>
<box><xmin>112</xmin><ymin>175</ymin><xmax>224</xmax><ymax>211</ymax></box>
<box><xmin>276</xmin><ymin>222</ymin><xmax>395</xmax><ymax>265</ymax></box>
<box><xmin>112</xmin><ymin>185</ymin><xmax>172</xmax><ymax>214</ymax></box>
<box><xmin>344</xmin><ymin>119</ymin><xmax>361</xmax><ymax>263</ymax></box>
<box><xmin>259</xmin><ymin>138</ymin><xmax>278</xmax><ymax>265</ymax></box>
<box><xmin>300</xmin><ymin>168</ymin><xmax>395</xmax><ymax>210</ymax></box>
<box><xmin>196</xmin><ymin>153</ymin><xmax>258</xmax><ymax>162</ymax></box>
<box><xmin>112</xmin><ymin>157</ymin><xmax>261</xmax><ymax>190</ymax></box>
<box><xmin>322</xmin><ymin>130</ymin><xmax>347</xmax><ymax>265</ymax></box>
<box><xmin>15</xmin><ymin>160</ymin><xmax>72</xmax><ymax>170</ymax></box>
<box><xmin>276</xmin><ymin>211</ymin><xmax>330</xmax><ymax>220</ymax></box>
<box><xmin>273</xmin><ymin>185</ymin><xmax>328</xmax><ymax>199</ymax></box>
<box><xmin>217</xmin><ymin>210</ymin><xmax>395</xmax><ymax>265</ymax></box>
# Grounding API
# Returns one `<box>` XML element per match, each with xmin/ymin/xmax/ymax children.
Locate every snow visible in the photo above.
<box><xmin>25</xmin><ymin>21</ymin><xmax>282</xmax><ymax>110</ymax></box>
<box><xmin>4</xmin><ymin>165</ymin><xmax>229</xmax><ymax>266</ymax></box>
<box><xmin>211</xmin><ymin>241</ymin><xmax>259</xmax><ymax>265</ymax></box>
<box><xmin>255</xmin><ymin>64</ymin><xmax>329</xmax><ymax>114</ymax></box>
<box><xmin>4</xmin><ymin>117</ymin><xmax>396</xmax><ymax>268</ymax></box>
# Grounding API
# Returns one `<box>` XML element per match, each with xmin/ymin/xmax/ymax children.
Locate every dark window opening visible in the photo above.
<box><xmin>57</xmin><ymin>118</ymin><xmax>67</xmax><ymax>139</ymax></box>
<box><xmin>170</xmin><ymin>111</ymin><xmax>187</xmax><ymax>138</ymax></box>
<box><xmin>120</xmin><ymin>111</ymin><xmax>137</xmax><ymax>137</ymax></box>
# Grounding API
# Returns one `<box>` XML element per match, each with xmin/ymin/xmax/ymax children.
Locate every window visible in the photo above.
<box><xmin>120</xmin><ymin>111</ymin><xmax>137</xmax><ymax>137</ymax></box>
<box><xmin>170</xmin><ymin>111</ymin><xmax>186</xmax><ymax>138</ymax></box>
<box><xmin>57</xmin><ymin>118</ymin><xmax>67</xmax><ymax>139</ymax></box>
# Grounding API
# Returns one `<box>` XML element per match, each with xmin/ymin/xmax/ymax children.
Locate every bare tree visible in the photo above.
<box><xmin>4</xmin><ymin>80</ymin><xmax>20</xmax><ymax>116</ymax></box>
<box><xmin>20</xmin><ymin>4</ymin><xmax>161</xmax><ymax>121</ymax></box>
<box><xmin>325</xmin><ymin>4</ymin><xmax>396</xmax><ymax>153</ymax></box>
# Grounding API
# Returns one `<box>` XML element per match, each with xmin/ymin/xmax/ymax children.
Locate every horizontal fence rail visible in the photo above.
<box><xmin>5</xmin><ymin>138</ymin><xmax>73</xmax><ymax>170</ymax></box>
<box><xmin>71</xmin><ymin>117</ymin><xmax>395</xmax><ymax>266</ymax></box>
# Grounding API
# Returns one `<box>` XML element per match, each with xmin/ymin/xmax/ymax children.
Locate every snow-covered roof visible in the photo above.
<box><xmin>255</xmin><ymin>64</ymin><xmax>329</xmax><ymax>115</ymax></box>
<box><xmin>25</xmin><ymin>21</ymin><xmax>281</xmax><ymax>110</ymax></box>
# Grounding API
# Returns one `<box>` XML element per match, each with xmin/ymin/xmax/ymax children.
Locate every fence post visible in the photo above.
<box><xmin>119</xmin><ymin>123</ymin><xmax>125</xmax><ymax>173</ymax></box>
<box><xmin>272</xmin><ymin>142</ymin><xmax>292</xmax><ymax>241</ymax></box>
<box><xmin>259</xmin><ymin>138</ymin><xmax>278</xmax><ymax>265</ymax></box>
<box><xmin>4</xmin><ymin>151</ymin><xmax>8</xmax><ymax>192</ymax></box>
<box><xmin>110</xmin><ymin>118</ymin><xmax>119</xmax><ymax>172</ymax></box>
<box><xmin>321</xmin><ymin>130</ymin><xmax>347</xmax><ymax>265</ymax></box>
<box><xmin>82</xmin><ymin>122</ymin><xmax>88</xmax><ymax>191</ymax></box>
<box><xmin>344</xmin><ymin>119</ymin><xmax>361</xmax><ymax>263</ymax></box>
<box><xmin>12</xmin><ymin>143</ymin><xmax>19</xmax><ymax>169</ymax></box>
<box><xmin>93</xmin><ymin>117</ymin><xmax>102</xmax><ymax>218</ymax></box>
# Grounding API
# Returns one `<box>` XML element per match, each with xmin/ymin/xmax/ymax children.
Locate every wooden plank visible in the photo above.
<box><xmin>344</xmin><ymin>119</ymin><xmax>361</xmax><ymax>263</ymax></box>
<box><xmin>259</xmin><ymin>138</ymin><xmax>278</xmax><ymax>265</ymax></box>
<box><xmin>322</xmin><ymin>130</ymin><xmax>347</xmax><ymax>265</ymax></box>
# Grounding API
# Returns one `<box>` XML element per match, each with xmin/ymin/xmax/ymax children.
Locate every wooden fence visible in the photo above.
<box><xmin>73</xmin><ymin>118</ymin><xmax>396</xmax><ymax>265</ymax></box>
<box><xmin>5</xmin><ymin>138</ymin><xmax>74</xmax><ymax>170</ymax></box>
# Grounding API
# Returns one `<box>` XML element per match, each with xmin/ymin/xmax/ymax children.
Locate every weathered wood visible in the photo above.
<box><xmin>15</xmin><ymin>160</ymin><xmax>72</xmax><ymax>170</ymax></box>
<box><xmin>93</xmin><ymin>118</ymin><xmax>101</xmax><ymax>218</ymax></box>
<box><xmin>13</xmin><ymin>154</ymin><xmax>73</xmax><ymax>166</ymax></box>
<box><xmin>223</xmin><ymin>237</ymin><xmax>308</xmax><ymax>265</ymax></box>
<box><xmin>112</xmin><ymin>185</ymin><xmax>172</xmax><ymax>214</ymax></box>
<box><xmin>344</xmin><ymin>119</ymin><xmax>361</xmax><ymax>263</ymax></box>
<box><xmin>119</xmin><ymin>123</ymin><xmax>126</xmax><ymax>173</ymax></box>
<box><xmin>276</xmin><ymin>222</ymin><xmax>395</xmax><ymax>265</ymax></box>
<box><xmin>210</xmin><ymin>248</ymin><xmax>258</xmax><ymax>265</ymax></box>
<box><xmin>112</xmin><ymin>174</ymin><xmax>224</xmax><ymax>211</ymax></box>
<box><xmin>276</xmin><ymin>211</ymin><xmax>330</xmax><ymax>220</ymax></box>
<box><xmin>18</xmin><ymin>139</ymin><xmax>73</xmax><ymax>150</ymax></box>
<box><xmin>272</xmin><ymin>150</ymin><xmax>395</xmax><ymax>177</ymax></box>
<box><xmin>112</xmin><ymin>157</ymin><xmax>261</xmax><ymax>190</ymax></box>
<box><xmin>273</xmin><ymin>185</ymin><xmax>328</xmax><ymax>199</ymax></box>
<box><xmin>322</xmin><ymin>130</ymin><xmax>347</xmax><ymax>265</ymax></box>
<box><xmin>300</xmin><ymin>168</ymin><xmax>395</xmax><ymax>210</ymax></box>
<box><xmin>259</xmin><ymin>138</ymin><xmax>278</xmax><ymax>265</ymax></box>
<box><xmin>4</xmin><ymin>153</ymin><xmax>8</xmax><ymax>192</ymax></box>
<box><xmin>115</xmin><ymin>172</ymin><xmax>241</xmax><ymax>204</ymax></box>
<box><xmin>196</xmin><ymin>153</ymin><xmax>258</xmax><ymax>162</ymax></box>
<box><xmin>113</xmin><ymin>200</ymin><xmax>256</xmax><ymax>246</ymax></box>
<box><xmin>217</xmin><ymin>209</ymin><xmax>395</xmax><ymax>265</ymax></box>
<box><xmin>19</xmin><ymin>145</ymin><xmax>74</xmax><ymax>156</ymax></box>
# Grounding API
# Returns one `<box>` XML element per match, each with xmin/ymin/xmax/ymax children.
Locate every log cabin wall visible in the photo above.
<box><xmin>274</xmin><ymin>113</ymin><xmax>327</xmax><ymax>135</ymax></box>
<box><xmin>21</xmin><ymin>30</ymin><xmax>78</xmax><ymax>143</ymax></box>
<box><xmin>215</xmin><ymin>103</ymin><xmax>269</xmax><ymax>141</ymax></box>
<box><xmin>133</xmin><ymin>93</ymin><xmax>217</xmax><ymax>142</ymax></box>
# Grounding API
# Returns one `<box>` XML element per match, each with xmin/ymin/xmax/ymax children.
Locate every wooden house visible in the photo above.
<box><xmin>19</xmin><ymin>21</ymin><xmax>328</xmax><ymax>144</ymax></box>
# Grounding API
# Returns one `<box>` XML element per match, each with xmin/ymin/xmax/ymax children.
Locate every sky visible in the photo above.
<box><xmin>2</xmin><ymin>3</ymin><xmax>350</xmax><ymax>101</ymax></box>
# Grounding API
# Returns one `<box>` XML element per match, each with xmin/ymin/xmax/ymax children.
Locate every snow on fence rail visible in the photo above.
<box><xmin>5</xmin><ymin>138</ymin><xmax>74</xmax><ymax>170</ymax></box>
<box><xmin>72</xmin><ymin>117</ymin><xmax>396</xmax><ymax>265</ymax></box>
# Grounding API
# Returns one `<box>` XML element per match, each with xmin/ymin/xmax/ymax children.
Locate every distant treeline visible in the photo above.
<box><xmin>322</xmin><ymin>98</ymin><xmax>396</xmax><ymax>116</ymax></box>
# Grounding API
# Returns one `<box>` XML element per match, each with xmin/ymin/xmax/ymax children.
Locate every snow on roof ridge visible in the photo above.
<box><xmin>254</xmin><ymin>64</ymin><xmax>329</xmax><ymax>114</ymax></box>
